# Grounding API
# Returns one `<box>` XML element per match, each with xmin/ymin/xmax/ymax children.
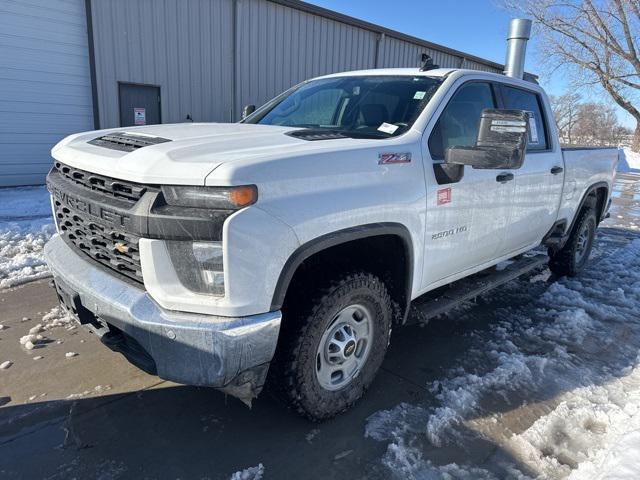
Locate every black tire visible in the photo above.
<box><xmin>271</xmin><ymin>272</ymin><xmax>393</xmax><ymax>421</ymax></box>
<box><xmin>549</xmin><ymin>207</ymin><xmax>597</xmax><ymax>277</ymax></box>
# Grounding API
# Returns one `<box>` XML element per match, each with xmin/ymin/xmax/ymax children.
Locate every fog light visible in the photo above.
<box><xmin>166</xmin><ymin>241</ymin><xmax>224</xmax><ymax>296</ymax></box>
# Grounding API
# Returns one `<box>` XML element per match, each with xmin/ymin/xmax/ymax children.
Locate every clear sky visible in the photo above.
<box><xmin>306</xmin><ymin>0</ymin><xmax>634</xmax><ymax>128</ymax></box>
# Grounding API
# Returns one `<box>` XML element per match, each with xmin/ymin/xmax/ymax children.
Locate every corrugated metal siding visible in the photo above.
<box><xmin>92</xmin><ymin>0</ymin><xmax>505</xmax><ymax>127</ymax></box>
<box><xmin>377</xmin><ymin>36</ymin><xmax>464</xmax><ymax>69</ymax></box>
<box><xmin>234</xmin><ymin>0</ymin><xmax>378</xmax><ymax>112</ymax></box>
<box><xmin>90</xmin><ymin>0</ymin><xmax>234</xmax><ymax>128</ymax></box>
<box><xmin>0</xmin><ymin>0</ymin><xmax>94</xmax><ymax>186</ymax></box>
<box><xmin>463</xmin><ymin>58</ymin><xmax>500</xmax><ymax>73</ymax></box>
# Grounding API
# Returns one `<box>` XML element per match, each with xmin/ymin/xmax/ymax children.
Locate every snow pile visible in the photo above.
<box><xmin>19</xmin><ymin>307</ymin><xmax>73</xmax><ymax>352</ymax></box>
<box><xmin>513</xmin><ymin>367</ymin><xmax>640</xmax><ymax>479</ymax></box>
<box><xmin>229</xmin><ymin>464</ymin><xmax>265</xmax><ymax>480</ymax></box>
<box><xmin>366</xmin><ymin>237</ymin><xmax>640</xmax><ymax>479</ymax></box>
<box><xmin>0</xmin><ymin>186</ymin><xmax>55</xmax><ymax>289</ymax></box>
<box><xmin>41</xmin><ymin>306</ymin><xmax>73</xmax><ymax>330</ymax></box>
<box><xmin>66</xmin><ymin>385</ymin><xmax>112</xmax><ymax>400</ymax></box>
<box><xmin>617</xmin><ymin>148</ymin><xmax>640</xmax><ymax>173</ymax></box>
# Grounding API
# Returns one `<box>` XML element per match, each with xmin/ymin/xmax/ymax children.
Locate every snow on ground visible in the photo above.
<box><xmin>367</xmin><ymin>231</ymin><xmax>640</xmax><ymax>478</ymax></box>
<box><xmin>617</xmin><ymin>148</ymin><xmax>640</xmax><ymax>173</ymax></box>
<box><xmin>0</xmin><ymin>186</ymin><xmax>55</xmax><ymax>289</ymax></box>
<box><xmin>229</xmin><ymin>463</ymin><xmax>265</xmax><ymax>480</ymax></box>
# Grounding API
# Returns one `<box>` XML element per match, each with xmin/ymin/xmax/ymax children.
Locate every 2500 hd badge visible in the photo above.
<box><xmin>432</xmin><ymin>225</ymin><xmax>468</xmax><ymax>240</ymax></box>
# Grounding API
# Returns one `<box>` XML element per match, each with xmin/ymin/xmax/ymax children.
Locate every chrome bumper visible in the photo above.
<box><xmin>44</xmin><ymin>234</ymin><xmax>281</xmax><ymax>402</ymax></box>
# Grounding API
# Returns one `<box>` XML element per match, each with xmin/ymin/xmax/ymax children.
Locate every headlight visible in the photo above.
<box><xmin>162</xmin><ymin>185</ymin><xmax>257</xmax><ymax>210</ymax></box>
<box><xmin>166</xmin><ymin>241</ymin><xmax>224</xmax><ymax>295</ymax></box>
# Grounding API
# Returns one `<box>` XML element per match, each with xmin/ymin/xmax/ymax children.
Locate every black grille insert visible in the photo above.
<box><xmin>88</xmin><ymin>132</ymin><xmax>171</xmax><ymax>152</ymax></box>
<box><xmin>53</xmin><ymin>198</ymin><xmax>143</xmax><ymax>283</ymax></box>
<box><xmin>53</xmin><ymin>162</ymin><xmax>151</xmax><ymax>202</ymax></box>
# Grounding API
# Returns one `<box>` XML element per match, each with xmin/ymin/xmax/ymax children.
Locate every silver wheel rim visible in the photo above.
<box><xmin>575</xmin><ymin>220</ymin><xmax>593</xmax><ymax>264</ymax></box>
<box><xmin>315</xmin><ymin>304</ymin><xmax>374</xmax><ymax>391</ymax></box>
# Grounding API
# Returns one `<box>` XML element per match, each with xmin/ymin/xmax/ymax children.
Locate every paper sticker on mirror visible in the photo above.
<box><xmin>526</xmin><ymin>111</ymin><xmax>539</xmax><ymax>144</ymax></box>
<box><xmin>413</xmin><ymin>91</ymin><xmax>426</xmax><ymax>100</ymax></box>
<box><xmin>378</xmin><ymin>123</ymin><xmax>399</xmax><ymax>134</ymax></box>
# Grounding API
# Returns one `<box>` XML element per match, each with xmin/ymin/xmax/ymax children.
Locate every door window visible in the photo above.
<box><xmin>500</xmin><ymin>86</ymin><xmax>548</xmax><ymax>150</ymax></box>
<box><xmin>428</xmin><ymin>82</ymin><xmax>496</xmax><ymax>160</ymax></box>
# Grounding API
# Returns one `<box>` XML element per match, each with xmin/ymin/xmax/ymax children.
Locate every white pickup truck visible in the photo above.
<box><xmin>45</xmin><ymin>67</ymin><xmax>617</xmax><ymax>420</ymax></box>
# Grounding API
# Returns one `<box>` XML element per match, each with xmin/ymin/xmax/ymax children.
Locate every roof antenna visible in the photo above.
<box><xmin>420</xmin><ymin>53</ymin><xmax>439</xmax><ymax>71</ymax></box>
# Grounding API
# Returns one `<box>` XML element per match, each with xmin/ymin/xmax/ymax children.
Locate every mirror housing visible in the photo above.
<box><xmin>445</xmin><ymin>109</ymin><xmax>529</xmax><ymax>170</ymax></box>
<box><xmin>242</xmin><ymin>104</ymin><xmax>256</xmax><ymax>120</ymax></box>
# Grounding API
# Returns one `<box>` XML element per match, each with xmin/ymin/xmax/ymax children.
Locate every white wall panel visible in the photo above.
<box><xmin>0</xmin><ymin>0</ymin><xmax>94</xmax><ymax>186</ymax></box>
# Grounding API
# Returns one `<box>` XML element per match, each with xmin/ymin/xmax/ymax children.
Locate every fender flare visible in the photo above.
<box><xmin>270</xmin><ymin>223</ymin><xmax>414</xmax><ymax>314</ymax></box>
<box><xmin>567</xmin><ymin>181</ymin><xmax>609</xmax><ymax>233</ymax></box>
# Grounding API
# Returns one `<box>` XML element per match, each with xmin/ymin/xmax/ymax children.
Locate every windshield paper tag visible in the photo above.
<box><xmin>378</xmin><ymin>123</ymin><xmax>399</xmax><ymax>134</ymax></box>
<box><xmin>413</xmin><ymin>91</ymin><xmax>426</xmax><ymax>100</ymax></box>
<box><xmin>526</xmin><ymin>111</ymin><xmax>539</xmax><ymax>144</ymax></box>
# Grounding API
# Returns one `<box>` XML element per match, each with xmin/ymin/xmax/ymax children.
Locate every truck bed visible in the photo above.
<box><xmin>557</xmin><ymin>147</ymin><xmax>618</xmax><ymax>226</ymax></box>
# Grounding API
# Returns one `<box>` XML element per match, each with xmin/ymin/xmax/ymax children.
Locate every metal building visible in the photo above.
<box><xmin>0</xmin><ymin>0</ymin><xmax>94</xmax><ymax>186</ymax></box>
<box><xmin>1</xmin><ymin>0</ymin><xmax>512</xmax><ymax>187</ymax></box>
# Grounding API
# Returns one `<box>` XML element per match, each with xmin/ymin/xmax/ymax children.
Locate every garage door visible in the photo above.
<box><xmin>0</xmin><ymin>0</ymin><xmax>94</xmax><ymax>186</ymax></box>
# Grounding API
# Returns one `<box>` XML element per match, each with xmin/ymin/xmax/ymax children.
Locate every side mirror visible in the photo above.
<box><xmin>242</xmin><ymin>104</ymin><xmax>256</xmax><ymax>120</ymax></box>
<box><xmin>445</xmin><ymin>109</ymin><xmax>529</xmax><ymax>170</ymax></box>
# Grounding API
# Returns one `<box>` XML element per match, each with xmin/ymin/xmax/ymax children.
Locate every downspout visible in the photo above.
<box><xmin>84</xmin><ymin>0</ymin><xmax>100</xmax><ymax>129</ymax></box>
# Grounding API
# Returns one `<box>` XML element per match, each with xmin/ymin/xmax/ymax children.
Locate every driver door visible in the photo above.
<box><xmin>421</xmin><ymin>81</ymin><xmax>516</xmax><ymax>288</ymax></box>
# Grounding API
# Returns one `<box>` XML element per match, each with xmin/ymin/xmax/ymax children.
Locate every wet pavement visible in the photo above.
<box><xmin>0</xmin><ymin>173</ymin><xmax>639</xmax><ymax>479</ymax></box>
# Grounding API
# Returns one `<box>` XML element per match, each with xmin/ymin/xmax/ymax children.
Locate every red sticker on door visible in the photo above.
<box><xmin>437</xmin><ymin>188</ymin><xmax>452</xmax><ymax>205</ymax></box>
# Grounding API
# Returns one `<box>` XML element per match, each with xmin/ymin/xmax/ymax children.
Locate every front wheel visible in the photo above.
<box><xmin>549</xmin><ymin>207</ymin><xmax>597</xmax><ymax>277</ymax></box>
<box><xmin>272</xmin><ymin>273</ymin><xmax>392</xmax><ymax>421</ymax></box>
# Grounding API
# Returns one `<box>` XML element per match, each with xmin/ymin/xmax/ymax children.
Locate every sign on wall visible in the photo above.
<box><xmin>134</xmin><ymin>107</ymin><xmax>146</xmax><ymax>125</ymax></box>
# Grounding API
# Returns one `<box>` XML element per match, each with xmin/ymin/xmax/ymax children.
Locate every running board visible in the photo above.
<box><xmin>408</xmin><ymin>254</ymin><xmax>548</xmax><ymax>324</ymax></box>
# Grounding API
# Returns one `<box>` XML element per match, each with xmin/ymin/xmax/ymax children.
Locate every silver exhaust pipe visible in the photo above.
<box><xmin>504</xmin><ymin>19</ymin><xmax>532</xmax><ymax>79</ymax></box>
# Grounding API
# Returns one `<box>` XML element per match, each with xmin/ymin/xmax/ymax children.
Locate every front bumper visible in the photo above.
<box><xmin>44</xmin><ymin>234</ymin><xmax>281</xmax><ymax>402</ymax></box>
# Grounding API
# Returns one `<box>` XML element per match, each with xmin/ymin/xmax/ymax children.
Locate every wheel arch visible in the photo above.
<box><xmin>270</xmin><ymin>223</ymin><xmax>414</xmax><ymax>322</ymax></box>
<box><xmin>567</xmin><ymin>181</ymin><xmax>609</xmax><ymax>234</ymax></box>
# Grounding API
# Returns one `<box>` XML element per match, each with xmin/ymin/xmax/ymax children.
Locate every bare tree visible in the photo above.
<box><xmin>505</xmin><ymin>0</ymin><xmax>640</xmax><ymax>151</ymax></box>
<box><xmin>550</xmin><ymin>93</ymin><xmax>633</xmax><ymax>145</ymax></box>
<box><xmin>549</xmin><ymin>92</ymin><xmax>582</xmax><ymax>143</ymax></box>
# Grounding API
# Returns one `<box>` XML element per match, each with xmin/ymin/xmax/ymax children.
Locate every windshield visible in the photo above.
<box><xmin>244</xmin><ymin>75</ymin><xmax>442</xmax><ymax>139</ymax></box>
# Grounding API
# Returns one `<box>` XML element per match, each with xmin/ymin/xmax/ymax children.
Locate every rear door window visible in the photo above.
<box><xmin>500</xmin><ymin>86</ymin><xmax>549</xmax><ymax>150</ymax></box>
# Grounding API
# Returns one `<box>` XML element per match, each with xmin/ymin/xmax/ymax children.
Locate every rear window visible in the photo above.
<box><xmin>500</xmin><ymin>86</ymin><xmax>549</xmax><ymax>150</ymax></box>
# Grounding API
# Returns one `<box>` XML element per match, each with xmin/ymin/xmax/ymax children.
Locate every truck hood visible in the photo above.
<box><xmin>51</xmin><ymin>123</ymin><xmax>378</xmax><ymax>185</ymax></box>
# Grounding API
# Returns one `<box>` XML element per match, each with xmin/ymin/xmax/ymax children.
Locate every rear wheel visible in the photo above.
<box><xmin>549</xmin><ymin>207</ymin><xmax>597</xmax><ymax>277</ymax></box>
<box><xmin>272</xmin><ymin>272</ymin><xmax>392</xmax><ymax>421</ymax></box>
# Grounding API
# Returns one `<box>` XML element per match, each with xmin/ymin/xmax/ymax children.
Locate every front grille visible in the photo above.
<box><xmin>53</xmin><ymin>198</ymin><xmax>143</xmax><ymax>282</ymax></box>
<box><xmin>53</xmin><ymin>162</ymin><xmax>149</xmax><ymax>202</ymax></box>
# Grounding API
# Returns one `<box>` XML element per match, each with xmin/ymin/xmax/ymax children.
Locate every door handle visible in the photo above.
<box><xmin>550</xmin><ymin>166</ymin><xmax>564</xmax><ymax>175</ymax></box>
<box><xmin>496</xmin><ymin>173</ymin><xmax>514</xmax><ymax>183</ymax></box>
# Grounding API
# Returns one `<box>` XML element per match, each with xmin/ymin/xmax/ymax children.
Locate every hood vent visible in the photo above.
<box><xmin>88</xmin><ymin>132</ymin><xmax>171</xmax><ymax>152</ymax></box>
<box><xmin>286</xmin><ymin>129</ymin><xmax>348</xmax><ymax>141</ymax></box>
